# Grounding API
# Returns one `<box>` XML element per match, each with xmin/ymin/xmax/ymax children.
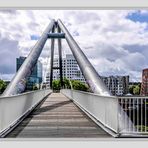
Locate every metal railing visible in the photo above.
<box><xmin>61</xmin><ymin>89</ymin><xmax>119</xmax><ymax>134</ymax></box>
<box><xmin>61</xmin><ymin>89</ymin><xmax>148</xmax><ymax>137</ymax></box>
<box><xmin>118</xmin><ymin>96</ymin><xmax>148</xmax><ymax>135</ymax></box>
<box><xmin>0</xmin><ymin>89</ymin><xmax>52</xmax><ymax>137</ymax></box>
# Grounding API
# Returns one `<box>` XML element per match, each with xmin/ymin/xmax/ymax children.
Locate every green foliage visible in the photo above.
<box><xmin>133</xmin><ymin>85</ymin><xmax>140</xmax><ymax>95</ymax></box>
<box><xmin>129</xmin><ymin>85</ymin><xmax>134</xmax><ymax>94</ymax></box>
<box><xmin>0</xmin><ymin>79</ymin><xmax>7</xmax><ymax>94</ymax></box>
<box><xmin>52</xmin><ymin>79</ymin><xmax>61</xmax><ymax>90</ymax></box>
<box><xmin>129</xmin><ymin>84</ymin><xmax>141</xmax><ymax>95</ymax></box>
<box><xmin>33</xmin><ymin>85</ymin><xmax>39</xmax><ymax>90</ymax></box>
<box><xmin>52</xmin><ymin>78</ymin><xmax>89</xmax><ymax>92</ymax></box>
<box><xmin>63</xmin><ymin>78</ymin><xmax>71</xmax><ymax>89</ymax></box>
<box><xmin>71</xmin><ymin>80</ymin><xmax>89</xmax><ymax>92</ymax></box>
<box><xmin>135</xmin><ymin>125</ymin><xmax>148</xmax><ymax>132</ymax></box>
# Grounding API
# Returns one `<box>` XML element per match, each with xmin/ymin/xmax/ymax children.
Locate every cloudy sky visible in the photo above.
<box><xmin>0</xmin><ymin>10</ymin><xmax>148</xmax><ymax>82</ymax></box>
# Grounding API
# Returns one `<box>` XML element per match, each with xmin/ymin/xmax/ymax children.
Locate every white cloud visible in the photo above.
<box><xmin>0</xmin><ymin>10</ymin><xmax>148</xmax><ymax>82</ymax></box>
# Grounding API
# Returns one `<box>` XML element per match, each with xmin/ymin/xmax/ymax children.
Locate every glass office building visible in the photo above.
<box><xmin>16</xmin><ymin>56</ymin><xmax>43</xmax><ymax>90</ymax></box>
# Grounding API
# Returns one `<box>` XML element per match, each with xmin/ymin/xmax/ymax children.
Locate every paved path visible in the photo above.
<box><xmin>6</xmin><ymin>93</ymin><xmax>111</xmax><ymax>138</ymax></box>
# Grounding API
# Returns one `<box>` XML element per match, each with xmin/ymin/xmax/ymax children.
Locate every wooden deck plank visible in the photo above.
<box><xmin>6</xmin><ymin>93</ymin><xmax>111</xmax><ymax>138</ymax></box>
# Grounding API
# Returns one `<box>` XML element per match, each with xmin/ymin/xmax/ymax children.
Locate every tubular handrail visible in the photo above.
<box><xmin>0</xmin><ymin>89</ymin><xmax>52</xmax><ymax>137</ymax></box>
<box><xmin>66</xmin><ymin>89</ymin><xmax>117</xmax><ymax>99</ymax></box>
<box><xmin>61</xmin><ymin>89</ymin><xmax>148</xmax><ymax>137</ymax></box>
<box><xmin>61</xmin><ymin>89</ymin><xmax>118</xmax><ymax>134</ymax></box>
<box><xmin>0</xmin><ymin>89</ymin><xmax>49</xmax><ymax>99</ymax></box>
<box><xmin>118</xmin><ymin>96</ymin><xmax>148</xmax><ymax>99</ymax></box>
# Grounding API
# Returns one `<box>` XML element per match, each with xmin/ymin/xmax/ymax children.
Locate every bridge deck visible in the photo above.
<box><xmin>6</xmin><ymin>93</ymin><xmax>111</xmax><ymax>138</ymax></box>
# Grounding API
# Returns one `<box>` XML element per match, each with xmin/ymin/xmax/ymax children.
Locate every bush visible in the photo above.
<box><xmin>0</xmin><ymin>79</ymin><xmax>7</xmax><ymax>94</ymax></box>
<box><xmin>63</xmin><ymin>78</ymin><xmax>71</xmax><ymax>89</ymax></box>
<box><xmin>52</xmin><ymin>80</ymin><xmax>61</xmax><ymax>91</ymax></box>
<box><xmin>33</xmin><ymin>85</ymin><xmax>39</xmax><ymax>90</ymax></box>
<box><xmin>52</xmin><ymin>78</ymin><xmax>89</xmax><ymax>92</ymax></box>
<box><xmin>129</xmin><ymin>84</ymin><xmax>141</xmax><ymax>95</ymax></box>
<box><xmin>71</xmin><ymin>80</ymin><xmax>89</xmax><ymax>92</ymax></box>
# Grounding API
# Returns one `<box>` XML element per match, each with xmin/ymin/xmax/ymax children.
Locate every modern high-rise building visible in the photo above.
<box><xmin>16</xmin><ymin>56</ymin><xmax>43</xmax><ymax>90</ymax></box>
<box><xmin>101</xmin><ymin>75</ymin><xmax>129</xmax><ymax>96</ymax></box>
<box><xmin>45</xmin><ymin>54</ymin><xmax>129</xmax><ymax>95</ymax></box>
<box><xmin>46</xmin><ymin>54</ymin><xmax>85</xmax><ymax>86</ymax></box>
<box><xmin>141</xmin><ymin>68</ymin><xmax>148</xmax><ymax>96</ymax></box>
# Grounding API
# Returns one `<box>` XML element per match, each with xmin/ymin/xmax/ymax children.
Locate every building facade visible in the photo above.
<box><xmin>16</xmin><ymin>56</ymin><xmax>43</xmax><ymax>90</ymax></box>
<box><xmin>101</xmin><ymin>75</ymin><xmax>129</xmax><ymax>96</ymax></box>
<box><xmin>46</xmin><ymin>54</ymin><xmax>85</xmax><ymax>86</ymax></box>
<box><xmin>141</xmin><ymin>68</ymin><xmax>148</xmax><ymax>96</ymax></box>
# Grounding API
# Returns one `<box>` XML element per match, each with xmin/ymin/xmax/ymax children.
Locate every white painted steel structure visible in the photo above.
<box><xmin>1</xmin><ymin>19</ymin><xmax>148</xmax><ymax>138</ymax></box>
<box><xmin>0</xmin><ymin>89</ymin><xmax>147</xmax><ymax>137</ymax></box>
<box><xmin>118</xmin><ymin>96</ymin><xmax>148</xmax><ymax>135</ymax></box>
<box><xmin>61</xmin><ymin>89</ymin><xmax>148</xmax><ymax>137</ymax></box>
<box><xmin>61</xmin><ymin>89</ymin><xmax>119</xmax><ymax>134</ymax></box>
<box><xmin>0</xmin><ymin>89</ymin><xmax>52</xmax><ymax>137</ymax></box>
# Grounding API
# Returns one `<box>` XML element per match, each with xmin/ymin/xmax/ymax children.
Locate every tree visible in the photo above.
<box><xmin>33</xmin><ymin>85</ymin><xmax>39</xmax><ymax>90</ymax></box>
<box><xmin>129</xmin><ymin>85</ymin><xmax>135</xmax><ymax>95</ymax></box>
<box><xmin>52</xmin><ymin>80</ymin><xmax>61</xmax><ymax>91</ymax></box>
<box><xmin>129</xmin><ymin>84</ymin><xmax>141</xmax><ymax>95</ymax></box>
<box><xmin>133</xmin><ymin>85</ymin><xmax>140</xmax><ymax>95</ymax></box>
<box><xmin>52</xmin><ymin>78</ymin><xmax>89</xmax><ymax>92</ymax></box>
<box><xmin>63</xmin><ymin>78</ymin><xmax>71</xmax><ymax>89</ymax></box>
<box><xmin>71</xmin><ymin>80</ymin><xmax>89</xmax><ymax>92</ymax></box>
<box><xmin>0</xmin><ymin>79</ymin><xmax>7</xmax><ymax>94</ymax></box>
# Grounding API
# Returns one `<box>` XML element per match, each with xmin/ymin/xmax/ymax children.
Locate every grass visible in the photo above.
<box><xmin>135</xmin><ymin>125</ymin><xmax>148</xmax><ymax>132</ymax></box>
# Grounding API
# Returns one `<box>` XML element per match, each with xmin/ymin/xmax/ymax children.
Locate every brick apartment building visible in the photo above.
<box><xmin>141</xmin><ymin>68</ymin><xmax>148</xmax><ymax>96</ymax></box>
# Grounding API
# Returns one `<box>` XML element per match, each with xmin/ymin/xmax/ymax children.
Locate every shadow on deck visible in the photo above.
<box><xmin>6</xmin><ymin>93</ymin><xmax>111</xmax><ymax>138</ymax></box>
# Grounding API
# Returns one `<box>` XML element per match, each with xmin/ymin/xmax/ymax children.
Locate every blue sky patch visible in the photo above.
<box><xmin>73</xmin><ymin>31</ymin><xmax>79</xmax><ymax>36</ymax></box>
<box><xmin>30</xmin><ymin>35</ymin><xmax>40</xmax><ymax>40</ymax></box>
<box><xmin>127</xmin><ymin>11</ymin><xmax>148</xmax><ymax>23</ymax></box>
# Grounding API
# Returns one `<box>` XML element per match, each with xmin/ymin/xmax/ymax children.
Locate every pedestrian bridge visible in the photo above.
<box><xmin>0</xmin><ymin>89</ymin><xmax>148</xmax><ymax>138</ymax></box>
<box><xmin>1</xmin><ymin>19</ymin><xmax>148</xmax><ymax>138</ymax></box>
<box><xmin>6</xmin><ymin>92</ymin><xmax>111</xmax><ymax>138</ymax></box>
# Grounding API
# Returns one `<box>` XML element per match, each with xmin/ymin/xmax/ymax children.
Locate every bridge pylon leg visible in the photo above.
<box><xmin>57</xmin><ymin>25</ymin><xmax>64</xmax><ymax>88</ymax></box>
<box><xmin>2</xmin><ymin>20</ymin><xmax>55</xmax><ymax>97</ymax></box>
<box><xmin>49</xmin><ymin>26</ymin><xmax>55</xmax><ymax>89</ymax></box>
<box><xmin>57</xmin><ymin>19</ymin><xmax>111</xmax><ymax>96</ymax></box>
